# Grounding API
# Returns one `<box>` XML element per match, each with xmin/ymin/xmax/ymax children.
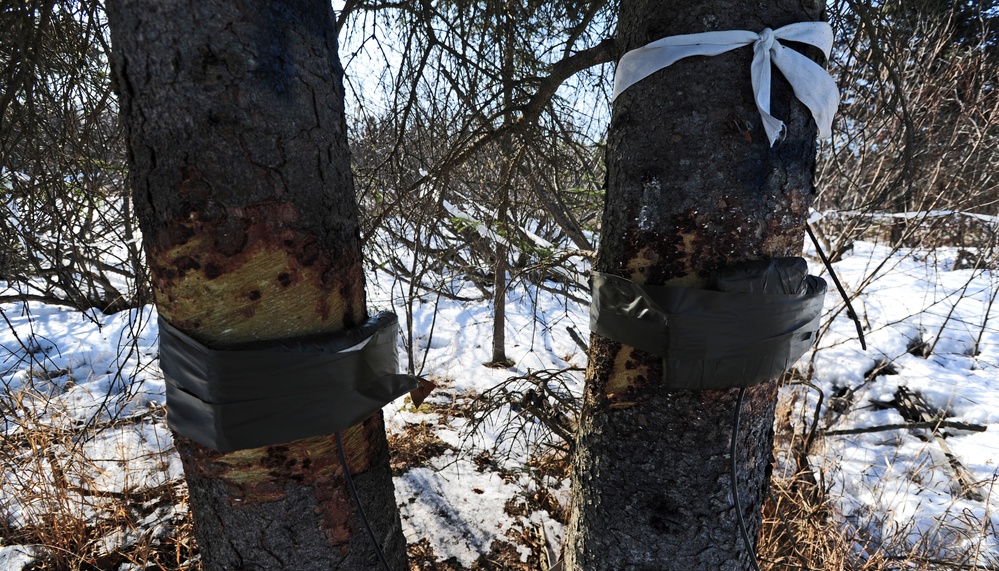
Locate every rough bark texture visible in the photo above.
<box><xmin>105</xmin><ymin>1</ymin><xmax>407</xmax><ymax>568</ymax></box>
<box><xmin>489</xmin><ymin>5</ymin><xmax>516</xmax><ymax>368</ymax></box>
<box><xmin>490</xmin><ymin>222</ymin><xmax>511</xmax><ymax>365</ymax></box>
<box><xmin>565</xmin><ymin>1</ymin><xmax>825</xmax><ymax>569</ymax></box>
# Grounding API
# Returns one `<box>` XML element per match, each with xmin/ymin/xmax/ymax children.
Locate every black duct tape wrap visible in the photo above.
<box><xmin>590</xmin><ymin>257</ymin><xmax>827</xmax><ymax>390</ymax></box>
<box><xmin>158</xmin><ymin>311</ymin><xmax>419</xmax><ymax>453</ymax></box>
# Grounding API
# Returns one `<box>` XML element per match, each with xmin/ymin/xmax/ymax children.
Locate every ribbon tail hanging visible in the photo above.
<box><xmin>751</xmin><ymin>31</ymin><xmax>786</xmax><ymax>146</ymax></box>
<box><xmin>770</xmin><ymin>45</ymin><xmax>840</xmax><ymax>139</ymax></box>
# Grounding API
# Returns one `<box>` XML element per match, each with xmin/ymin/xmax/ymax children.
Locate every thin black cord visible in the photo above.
<box><xmin>335</xmin><ymin>431</ymin><xmax>393</xmax><ymax>571</ymax></box>
<box><xmin>806</xmin><ymin>223</ymin><xmax>868</xmax><ymax>351</ymax></box>
<box><xmin>732</xmin><ymin>387</ymin><xmax>763</xmax><ymax>571</ymax></box>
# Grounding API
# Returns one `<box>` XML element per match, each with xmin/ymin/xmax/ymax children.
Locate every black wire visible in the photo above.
<box><xmin>731</xmin><ymin>387</ymin><xmax>763</xmax><ymax>571</ymax></box>
<box><xmin>335</xmin><ymin>431</ymin><xmax>394</xmax><ymax>571</ymax></box>
<box><xmin>806</xmin><ymin>223</ymin><xmax>868</xmax><ymax>351</ymax></box>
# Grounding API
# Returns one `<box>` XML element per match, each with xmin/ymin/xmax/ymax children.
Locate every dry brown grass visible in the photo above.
<box><xmin>761</xmin><ymin>384</ymin><xmax>999</xmax><ymax>571</ymax></box>
<box><xmin>6</xmin><ymin>371</ymin><xmax>997</xmax><ymax>571</ymax></box>
<box><xmin>388</xmin><ymin>419</ymin><xmax>457</xmax><ymax>477</ymax></box>
<box><xmin>760</xmin><ymin>468</ymin><xmax>897</xmax><ymax>571</ymax></box>
<box><xmin>1</xmin><ymin>378</ymin><xmax>198</xmax><ymax>571</ymax></box>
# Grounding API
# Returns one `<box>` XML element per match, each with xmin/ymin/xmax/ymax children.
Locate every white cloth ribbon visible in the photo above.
<box><xmin>612</xmin><ymin>22</ymin><xmax>839</xmax><ymax>146</ymax></box>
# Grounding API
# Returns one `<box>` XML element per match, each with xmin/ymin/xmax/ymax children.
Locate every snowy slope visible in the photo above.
<box><xmin>1</xmin><ymin>240</ymin><xmax>998</xmax><ymax>568</ymax></box>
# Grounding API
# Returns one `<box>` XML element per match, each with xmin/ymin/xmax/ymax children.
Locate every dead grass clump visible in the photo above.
<box><xmin>485</xmin><ymin>530</ymin><xmax>543</xmax><ymax>570</ymax></box>
<box><xmin>407</xmin><ymin>538</ymin><xmax>466</xmax><ymax>571</ymax></box>
<box><xmin>765</xmin><ymin>381</ymin><xmax>999</xmax><ymax>571</ymax></box>
<box><xmin>406</xmin><ymin>531</ymin><xmax>546</xmax><ymax>571</ymax></box>
<box><xmin>523</xmin><ymin>452</ymin><xmax>570</xmax><ymax>525</ymax></box>
<box><xmin>760</xmin><ymin>472</ymin><xmax>898</xmax><ymax>571</ymax></box>
<box><xmin>388</xmin><ymin>420</ymin><xmax>456</xmax><ymax>477</ymax></box>
<box><xmin>1</xmin><ymin>384</ymin><xmax>198</xmax><ymax>571</ymax></box>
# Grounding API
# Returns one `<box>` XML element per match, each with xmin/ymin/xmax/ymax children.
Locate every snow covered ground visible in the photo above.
<box><xmin>801</xmin><ymin>242</ymin><xmax>999</xmax><ymax>564</ymax></box>
<box><xmin>2</xmin><ymin>239</ymin><xmax>998</xmax><ymax>569</ymax></box>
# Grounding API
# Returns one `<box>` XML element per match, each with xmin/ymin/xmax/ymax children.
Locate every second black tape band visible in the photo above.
<box><xmin>590</xmin><ymin>258</ymin><xmax>827</xmax><ymax>390</ymax></box>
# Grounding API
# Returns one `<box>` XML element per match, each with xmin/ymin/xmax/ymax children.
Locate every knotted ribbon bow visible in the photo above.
<box><xmin>612</xmin><ymin>22</ymin><xmax>839</xmax><ymax>146</ymax></box>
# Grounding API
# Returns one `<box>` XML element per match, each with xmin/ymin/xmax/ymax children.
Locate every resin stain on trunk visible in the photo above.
<box><xmin>177</xmin><ymin>422</ymin><xmax>380</xmax><ymax>546</ymax></box>
<box><xmin>149</xmin><ymin>199</ymin><xmax>363</xmax><ymax>342</ymax></box>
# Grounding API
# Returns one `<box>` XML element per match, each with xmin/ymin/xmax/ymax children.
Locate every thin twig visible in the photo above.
<box><xmin>822</xmin><ymin>420</ymin><xmax>987</xmax><ymax>436</ymax></box>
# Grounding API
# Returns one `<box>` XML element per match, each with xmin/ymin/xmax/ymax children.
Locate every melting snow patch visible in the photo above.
<box><xmin>0</xmin><ymin>545</ymin><xmax>44</xmax><ymax>571</ymax></box>
<box><xmin>395</xmin><ymin>460</ymin><xmax>522</xmax><ymax>567</ymax></box>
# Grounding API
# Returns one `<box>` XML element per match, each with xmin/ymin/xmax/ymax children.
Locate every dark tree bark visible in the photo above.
<box><xmin>488</xmin><ymin>1</ymin><xmax>517</xmax><ymax>368</ymax></box>
<box><xmin>566</xmin><ymin>1</ymin><xmax>825</xmax><ymax>569</ymax></box>
<box><xmin>105</xmin><ymin>1</ymin><xmax>407</xmax><ymax>569</ymax></box>
<box><xmin>490</xmin><ymin>199</ymin><xmax>512</xmax><ymax>366</ymax></box>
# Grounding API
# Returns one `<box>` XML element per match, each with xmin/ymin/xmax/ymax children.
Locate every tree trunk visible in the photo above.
<box><xmin>565</xmin><ymin>1</ymin><xmax>825</xmax><ymax>569</ymax></box>
<box><xmin>488</xmin><ymin>1</ymin><xmax>517</xmax><ymax>368</ymax></box>
<box><xmin>105</xmin><ymin>1</ymin><xmax>408</xmax><ymax>569</ymax></box>
<box><xmin>490</xmin><ymin>204</ymin><xmax>512</xmax><ymax>366</ymax></box>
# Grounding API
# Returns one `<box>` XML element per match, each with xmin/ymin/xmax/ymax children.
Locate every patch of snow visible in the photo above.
<box><xmin>0</xmin><ymin>545</ymin><xmax>44</xmax><ymax>571</ymax></box>
<box><xmin>395</xmin><ymin>460</ymin><xmax>522</xmax><ymax>567</ymax></box>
